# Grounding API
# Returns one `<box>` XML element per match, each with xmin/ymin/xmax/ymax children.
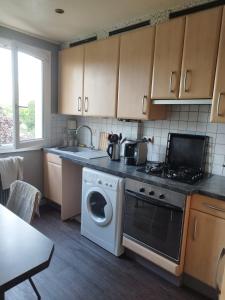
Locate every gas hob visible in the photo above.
<box><xmin>137</xmin><ymin>161</ymin><xmax>204</xmax><ymax>185</ymax></box>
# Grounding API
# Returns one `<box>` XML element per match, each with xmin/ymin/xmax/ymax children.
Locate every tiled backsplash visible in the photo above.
<box><xmin>143</xmin><ymin>105</ymin><xmax>225</xmax><ymax>176</ymax></box>
<box><xmin>74</xmin><ymin>105</ymin><xmax>225</xmax><ymax>176</ymax></box>
<box><xmin>75</xmin><ymin>116</ymin><xmax>139</xmax><ymax>151</ymax></box>
<box><xmin>50</xmin><ymin>114</ymin><xmax>72</xmax><ymax>146</ymax></box>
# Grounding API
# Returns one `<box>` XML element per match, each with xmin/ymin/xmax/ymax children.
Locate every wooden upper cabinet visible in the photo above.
<box><xmin>211</xmin><ymin>7</ymin><xmax>225</xmax><ymax>123</ymax></box>
<box><xmin>83</xmin><ymin>36</ymin><xmax>119</xmax><ymax>117</ymax></box>
<box><xmin>179</xmin><ymin>7</ymin><xmax>222</xmax><ymax>99</ymax></box>
<box><xmin>117</xmin><ymin>26</ymin><xmax>166</xmax><ymax>120</ymax></box>
<box><xmin>151</xmin><ymin>17</ymin><xmax>185</xmax><ymax>99</ymax></box>
<box><xmin>58</xmin><ymin>46</ymin><xmax>84</xmax><ymax>115</ymax></box>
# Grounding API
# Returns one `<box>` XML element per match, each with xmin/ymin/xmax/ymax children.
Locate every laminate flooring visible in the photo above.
<box><xmin>6</xmin><ymin>205</ymin><xmax>207</xmax><ymax>300</ymax></box>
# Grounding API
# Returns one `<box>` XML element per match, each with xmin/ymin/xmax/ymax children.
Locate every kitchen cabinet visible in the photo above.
<box><xmin>151</xmin><ymin>17</ymin><xmax>185</xmax><ymax>99</ymax></box>
<box><xmin>83</xmin><ymin>36</ymin><xmax>119</xmax><ymax>117</ymax></box>
<box><xmin>117</xmin><ymin>26</ymin><xmax>167</xmax><ymax>120</ymax></box>
<box><xmin>220</xmin><ymin>266</ymin><xmax>225</xmax><ymax>300</ymax></box>
<box><xmin>211</xmin><ymin>7</ymin><xmax>225</xmax><ymax>123</ymax></box>
<box><xmin>43</xmin><ymin>152</ymin><xmax>82</xmax><ymax>220</ymax></box>
<box><xmin>185</xmin><ymin>195</ymin><xmax>225</xmax><ymax>294</ymax></box>
<box><xmin>179</xmin><ymin>7</ymin><xmax>222</xmax><ymax>99</ymax></box>
<box><xmin>58</xmin><ymin>45</ymin><xmax>84</xmax><ymax>115</ymax></box>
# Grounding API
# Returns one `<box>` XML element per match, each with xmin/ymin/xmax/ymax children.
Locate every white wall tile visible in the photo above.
<box><xmin>216</xmin><ymin>134</ymin><xmax>225</xmax><ymax>145</ymax></box>
<box><xmin>198</xmin><ymin>112</ymin><xmax>209</xmax><ymax>123</ymax></box>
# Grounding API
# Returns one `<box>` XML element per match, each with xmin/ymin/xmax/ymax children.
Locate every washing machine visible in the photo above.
<box><xmin>81</xmin><ymin>168</ymin><xmax>124</xmax><ymax>256</ymax></box>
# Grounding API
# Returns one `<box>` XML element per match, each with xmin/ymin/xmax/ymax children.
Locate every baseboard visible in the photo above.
<box><xmin>125</xmin><ymin>249</ymin><xmax>183</xmax><ymax>287</ymax></box>
<box><xmin>183</xmin><ymin>273</ymin><xmax>217</xmax><ymax>300</ymax></box>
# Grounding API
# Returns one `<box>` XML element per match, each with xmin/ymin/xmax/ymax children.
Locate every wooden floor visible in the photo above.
<box><xmin>6</xmin><ymin>205</ymin><xmax>207</xmax><ymax>300</ymax></box>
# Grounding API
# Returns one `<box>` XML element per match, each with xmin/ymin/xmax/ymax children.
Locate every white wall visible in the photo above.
<box><xmin>0</xmin><ymin>150</ymin><xmax>43</xmax><ymax>191</ymax></box>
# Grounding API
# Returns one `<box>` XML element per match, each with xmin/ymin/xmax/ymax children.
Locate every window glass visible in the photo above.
<box><xmin>0</xmin><ymin>47</ymin><xmax>13</xmax><ymax>146</ymax></box>
<box><xmin>18</xmin><ymin>51</ymin><xmax>43</xmax><ymax>141</ymax></box>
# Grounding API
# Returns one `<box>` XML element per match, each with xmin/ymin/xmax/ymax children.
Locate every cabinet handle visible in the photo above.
<box><xmin>203</xmin><ymin>202</ymin><xmax>225</xmax><ymax>214</ymax></box>
<box><xmin>192</xmin><ymin>216</ymin><xmax>197</xmax><ymax>241</ymax></box>
<box><xmin>142</xmin><ymin>95</ymin><xmax>147</xmax><ymax>115</ymax></box>
<box><xmin>217</xmin><ymin>92</ymin><xmax>224</xmax><ymax>117</ymax></box>
<box><xmin>169</xmin><ymin>71</ymin><xmax>176</xmax><ymax>93</ymax></box>
<box><xmin>84</xmin><ymin>97</ymin><xmax>88</xmax><ymax>112</ymax></box>
<box><xmin>184</xmin><ymin>69</ymin><xmax>191</xmax><ymax>92</ymax></box>
<box><xmin>78</xmin><ymin>97</ymin><xmax>82</xmax><ymax>112</ymax></box>
<box><xmin>215</xmin><ymin>248</ymin><xmax>225</xmax><ymax>294</ymax></box>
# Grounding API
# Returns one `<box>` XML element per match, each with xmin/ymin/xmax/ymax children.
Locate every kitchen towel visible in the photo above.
<box><xmin>0</xmin><ymin>156</ymin><xmax>24</xmax><ymax>190</ymax></box>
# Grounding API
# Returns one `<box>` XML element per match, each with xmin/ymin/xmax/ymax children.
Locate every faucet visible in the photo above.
<box><xmin>75</xmin><ymin>125</ymin><xmax>94</xmax><ymax>149</ymax></box>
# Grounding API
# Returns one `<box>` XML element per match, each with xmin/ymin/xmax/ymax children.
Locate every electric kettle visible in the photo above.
<box><xmin>107</xmin><ymin>133</ymin><xmax>121</xmax><ymax>161</ymax></box>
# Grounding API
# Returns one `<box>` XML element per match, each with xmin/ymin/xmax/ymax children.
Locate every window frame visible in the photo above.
<box><xmin>0</xmin><ymin>38</ymin><xmax>51</xmax><ymax>153</ymax></box>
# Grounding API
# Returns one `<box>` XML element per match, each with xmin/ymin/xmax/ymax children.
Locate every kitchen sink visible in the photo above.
<box><xmin>51</xmin><ymin>146</ymin><xmax>108</xmax><ymax>160</ymax></box>
<box><xmin>56</xmin><ymin>146</ymin><xmax>90</xmax><ymax>153</ymax></box>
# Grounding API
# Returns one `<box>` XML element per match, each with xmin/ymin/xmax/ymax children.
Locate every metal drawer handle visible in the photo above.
<box><xmin>215</xmin><ymin>248</ymin><xmax>225</xmax><ymax>294</ymax></box>
<box><xmin>184</xmin><ymin>69</ymin><xmax>191</xmax><ymax>92</ymax></box>
<box><xmin>78</xmin><ymin>97</ymin><xmax>82</xmax><ymax>112</ymax></box>
<box><xmin>169</xmin><ymin>71</ymin><xmax>176</xmax><ymax>93</ymax></box>
<box><xmin>217</xmin><ymin>92</ymin><xmax>225</xmax><ymax>117</ymax></box>
<box><xmin>192</xmin><ymin>216</ymin><xmax>197</xmax><ymax>241</ymax></box>
<box><xmin>84</xmin><ymin>97</ymin><xmax>88</xmax><ymax>112</ymax></box>
<box><xmin>142</xmin><ymin>95</ymin><xmax>147</xmax><ymax>115</ymax></box>
<box><xmin>203</xmin><ymin>202</ymin><xmax>225</xmax><ymax>214</ymax></box>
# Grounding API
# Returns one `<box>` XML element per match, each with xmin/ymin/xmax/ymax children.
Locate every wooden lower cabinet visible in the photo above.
<box><xmin>44</xmin><ymin>160</ymin><xmax>62</xmax><ymax>206</ymax></box>
<box><xmin>185</xmin><ymin>208</ymin><xmax>225</xmax><ymax>292</ymax></box>
<box><xmin>43</xmin><ymin>153</ymin><xmax>82</xmax><ymax>220</ymax></box>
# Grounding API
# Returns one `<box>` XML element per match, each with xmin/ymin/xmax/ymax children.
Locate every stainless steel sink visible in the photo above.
<box><xmin>56</xmin><ymin>146</ymin><xmax>90</xmax><ymax>153</ymax></box>
<box><xmin>51</xmin><ymin>146</ymin><xmax>107</xmax><ymax>160</ymax></box>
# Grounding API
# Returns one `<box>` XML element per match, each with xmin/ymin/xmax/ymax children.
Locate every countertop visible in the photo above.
<box><xmin>44</xmin><ymin>148</ymin><xmax>225</xmax><ymax>201</ymax></box>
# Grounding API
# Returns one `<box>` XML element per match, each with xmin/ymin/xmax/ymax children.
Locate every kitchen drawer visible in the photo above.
<box><xmin>191</xmin><ymin>194</ymin><xmax>225</xmax><ymax>220</ymax></box>
<box><xmin>44</xmin><ymin>152</ymin><xmax>62</xmax><ymax>165</ymax></box>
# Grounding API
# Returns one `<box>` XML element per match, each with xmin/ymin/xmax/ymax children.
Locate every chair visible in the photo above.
<box><xmin>7</xmin><ymin>180</ymin><xmax>42</xmax><ymax>299</ymax></box>
<box><xmin>7</xmin><ymin>180</ymin><xmax>41</xmax><ymax>224</ymax></box>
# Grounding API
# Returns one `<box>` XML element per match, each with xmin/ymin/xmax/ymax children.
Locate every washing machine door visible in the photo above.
<box><xmin>86</xmin><ymin>187</ymin><xmax>113</xmax><ymax>226</ymax></box>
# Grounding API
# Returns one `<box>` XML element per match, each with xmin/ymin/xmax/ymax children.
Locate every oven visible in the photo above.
<box><xmin>123</xmin><ymin>178</ymin><xmax>186</xmax><ymax>263</ymax></box>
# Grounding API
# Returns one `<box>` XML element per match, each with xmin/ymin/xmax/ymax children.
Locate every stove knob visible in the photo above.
<box><xmin>149</xmin><ymin>191</ymin><xmax>155</xmax><ymax>196</ymax></box>
<box><xmin>139</xmin><ymin>188</ymin><xmax>145</xmax><ymax>193</ymax></box>
<box><xmin>159</xmin><ymin>194</ymin><xmax>165</xmax><ymax>200</ymax></box>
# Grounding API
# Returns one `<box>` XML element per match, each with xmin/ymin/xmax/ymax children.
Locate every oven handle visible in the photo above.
<box><xmin>125</xmin><ymin>190</ymin><xmax>183</xmax><ymax>211</ymax></box>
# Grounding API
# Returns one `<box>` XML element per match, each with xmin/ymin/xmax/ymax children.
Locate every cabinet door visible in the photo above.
<box><xmin>211</xmin><ymin>7</ymin><xmax>225</xmax><ymax>123</ymax></box>
<box><xmin>117</xmin><ymin>27</ymin><xmax>155</xmax><ymax>120</ymax></box>
<box><xmin>185</xmin><ymin>209</ymin><xmax>225</xmax><ymax>289</ymax></box>
<box><xmin>179</xmin><ymin>7</ymin><xmax>222</xmax><ymax>99</ymax></box>
<box><xmin>83</xmin><ymin>36</ymin><xmax>119</xmax><ymax>117</ymax></box>
<box><xmin>220</xmin><ymin>263</ymin><xmax>225</xmax><ymax>299</ymax></box>
<box><xmin>151</xmin><ymin>17</ymin><xmax>185</xmax><ymax>99</ymax></box>
<box><xmin>58</xmin><ymin>46</ymin><xmax>84</xmax><ymax>115</ymax></box>
<box><xmin>44</xmin><ymin>159</ymin><xmax>62</xmax><ymax>205</ymax></box>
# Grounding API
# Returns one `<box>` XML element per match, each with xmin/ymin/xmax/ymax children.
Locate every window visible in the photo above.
<box><xmin>0</xmin><ymin>39</ymin><xmax>51</xmax><ymax>152</ymax></box>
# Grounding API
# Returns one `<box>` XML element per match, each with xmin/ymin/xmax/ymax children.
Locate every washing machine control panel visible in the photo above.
<box><xmin>83</xmin><ymin>168</ymin><xmax>123</xmax><ymax>191</ymax></box>
<box><xmin>97</xmin><ymin>178</ymin><xmax>115</xmax><ymax>189</ymax></box>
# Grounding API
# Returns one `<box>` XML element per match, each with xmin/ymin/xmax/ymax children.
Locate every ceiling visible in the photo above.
<box><xmin>0</xmin><ymin>0</ymin><xmax>211</xmax><ymax>43</ymax></box>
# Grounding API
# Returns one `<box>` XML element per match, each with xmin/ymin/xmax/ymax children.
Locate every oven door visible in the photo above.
<box><xmin>123</xmin><ymin>190</ymin><xmax>184</xmax><ymax>262</ymax></box>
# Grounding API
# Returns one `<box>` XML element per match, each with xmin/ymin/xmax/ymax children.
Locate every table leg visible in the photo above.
<box><xmin>0</xmin><ymin>292</ymin><xmax>4</xmax><ymax>300</ymax></box>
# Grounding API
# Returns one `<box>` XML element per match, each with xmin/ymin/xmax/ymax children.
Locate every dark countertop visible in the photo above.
<box><xmin>44</xmin><ymin>148</ymin><xmax>225</xmax><ymax>201</ymax></box>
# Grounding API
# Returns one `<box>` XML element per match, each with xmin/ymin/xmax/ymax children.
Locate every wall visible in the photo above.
<box><xmin>0</xmin><ymin>150</ymin><xmax>43</xmax><ymax>191</ymax></box>
<box><xmin>72</xmin><ymin>0</ymin><xmax>225</xmax><ymax>177</ymax></box>
<box><xmin>0</xmin><ymin>27</ymin><xmax>70</xmax><ymax>192</ymax></box>
<box><xmin>75</xmin><ymin>104</ymin><xmax>225</xmax><ymax>177</ymax></box>
<box><xmin>0</xmin><ymin>26</ymin><xmax>60</xmax><ymax>113</ymax></box>
<box><xmin>143</xmin><ymin>105</ymin><xmax>225</xmax><ymax>176</ymax></box>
